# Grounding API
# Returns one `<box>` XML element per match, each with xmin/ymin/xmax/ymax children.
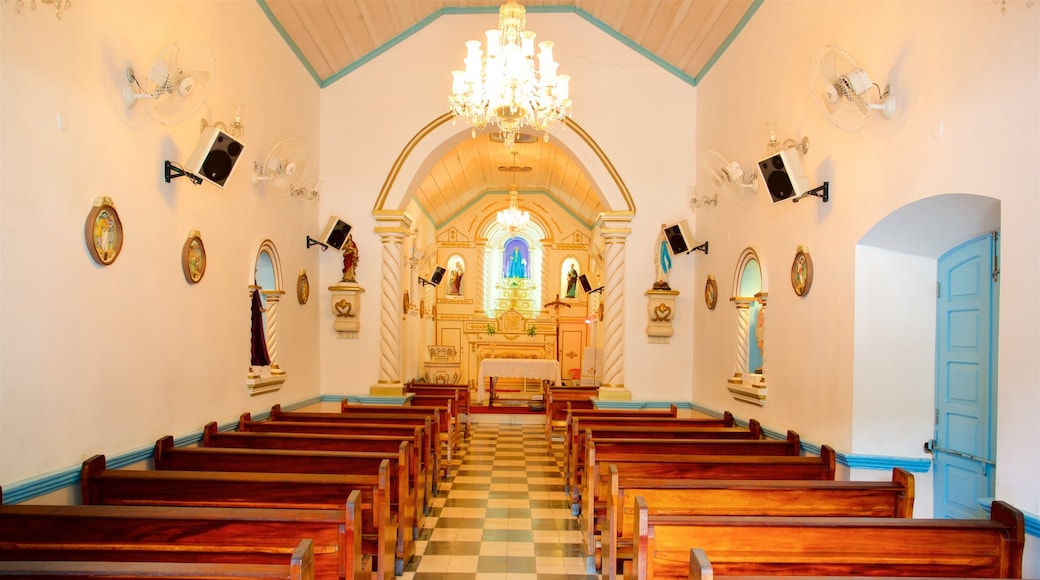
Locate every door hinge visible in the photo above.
<box><xmin>991</xmin><ymin>231</ymin><xmax>1000</xmax><ymax>283</ymax></box>
<box><xmin>936</xmin><ymin>281</ymin><xmax>940</xmax><ymax>298</ymax></box>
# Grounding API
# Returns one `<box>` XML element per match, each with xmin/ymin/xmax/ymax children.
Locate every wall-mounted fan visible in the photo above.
<box><xmin>701</xmin><ymin>150</ymin><xmax>758</xmax><ymax>197</ymax></box>
<box><xmin>122</xmin><ymin>39</ymin><xmax>215</xmax><ymax>125</ymax></box>
<box><xmin>808</xmin><ymin>44</ymin><xmax>895</xmax><ymax>132</ymax></box>
<box><xmin>253</xmin><ymin>138</ymin><xmax>312</xmax><ymax>192</ymax></box>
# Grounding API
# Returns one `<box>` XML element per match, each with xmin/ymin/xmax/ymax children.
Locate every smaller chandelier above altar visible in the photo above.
<box><xmin>497</xmin><ymin>189</ymin><xmax>530</xmax><ymax>232</ymax></box>
<box><xmin>449</xmin><ymin>0</ymin><xmax>572</xmax><ymax>148</ymax></box>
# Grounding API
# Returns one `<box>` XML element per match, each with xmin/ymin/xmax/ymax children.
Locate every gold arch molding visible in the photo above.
<box><xmin>372</xmin><ymin>113</ymin><xmax>636</xmax><ymax>218</ymax></box>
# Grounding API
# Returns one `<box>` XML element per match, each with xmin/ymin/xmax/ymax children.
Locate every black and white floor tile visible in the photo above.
<box><xmin>402</xmin><ymin>417</ymin><xmax>597</xmax><ymax>580</ymax></box>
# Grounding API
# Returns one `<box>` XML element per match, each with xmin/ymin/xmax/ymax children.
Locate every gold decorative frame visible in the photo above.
<box><xmin>704</xmin><ymin>274</ymin><xmax>718</xmax><ymax>310</ymax></box>
<box><xmin>297</xmin><ymin>270</ymin><xmax>310</xmax><ymax>305</ymax></box>
<box><xmin>791</xmin><ymin>246</ymin><xmax>813</xmax><ymax>297</ymax></box>
<box><xmin>85</xmin><ymin>196</ymin><xmax>123</xmax><ymax>266</ymax></box>
<box><xmin>181</xmin><ymin>231</ymin><xmax>206</xmax><ymax>283</ymax></box>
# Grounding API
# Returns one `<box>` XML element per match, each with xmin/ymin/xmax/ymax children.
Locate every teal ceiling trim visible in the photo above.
<box><xmin>272</xmin><ymin>3</ymin><xmax>762</xmax><ymax>89</ymax></box>
<box><xmin>255</xmin><ymin>0</ymin><xmax>323</xmax><ymax>87</ymax></box>
<box><xmin>421</xmin><ymin>189</ymin><xmax>595</xmax><ymax>230</ymax></box>
<box><xmin>690</xmin><ymin>0</ymin><xmax>765</xmax><ymax>85</ymax></box>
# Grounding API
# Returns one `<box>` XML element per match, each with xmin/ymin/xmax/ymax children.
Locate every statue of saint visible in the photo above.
<box><xmin>507</xmin><ymin>247</ymin><xmax>527</xmax><ymax>278</ymax></box>
<box><xmin>449</xmin><ymin>263</ymin><xmax>464</xmax><ymax>295</ymax></box>
<box><xmin>565</xmin><ymin>264</ymin><xmax>578</xmax><ymax>298</ymax></box>
<box><xmin>654</xmin><ymin>225</ymin><xmax>672</xmax><ymax>290</ymax></box>
<box><xmin>341</xmin><ymin>234</ymin><xmax>359</xmax><ymax>282</ymax></box>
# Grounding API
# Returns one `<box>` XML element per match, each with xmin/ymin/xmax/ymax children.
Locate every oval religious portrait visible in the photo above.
<box><xmin>791</xmin><ymin>246</ymin><xmax>813</xmax><ymax>297</ymax></box>
<box><xmin>297</xmin><ymin>270</ymin><xmax>310</xmax><ymax>305</ymax></box>
<box><xmin>181</xmin><ymin>230</ymin><xmax>206</xmax><ymax>284</ymax></box>
<box><xmin>84</xmin><ymin>196</ymin><xmax>124</xmax><ymax>266</ymax></box>
<box><xmin>704</xmin><ymin>274</ymin><xmax>718</xmax><ymax>310</ymax></box>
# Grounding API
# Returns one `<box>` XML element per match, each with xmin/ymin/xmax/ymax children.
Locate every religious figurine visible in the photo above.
<box><xmin>565</xmin><ymin>264</ymin><xmax>578</xmax><ymax>298</ymax></box>
<box><xmin>507</xmin><ymin>247</ymin><xmax>527</xmax><ymax>278</ymax></box>
<box><xmin>449</xmin><ymin>262</ymin><xmax>464</xmax><ymax>295</ymax></box>
<box><xmin>341</xmin><ymin>234</ymin><xmax>359</xmax><ymax>283</ymax></box>
<box><xmin>654</xmin><ymin>225</ymin><xmax>672</xmax><ymax>290</ymax></box>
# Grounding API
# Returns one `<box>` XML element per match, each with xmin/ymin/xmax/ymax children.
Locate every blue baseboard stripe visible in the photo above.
<box><xmin>2</xmin><ymin>395</ymin><xmax>1038</xmax><ymax>540</ymax></box>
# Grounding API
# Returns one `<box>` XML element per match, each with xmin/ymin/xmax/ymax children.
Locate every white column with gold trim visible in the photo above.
<box><xmin>372</xmin><ymin>211</ymin><xmax>412</xmax><ymax>396</ymax></box>
<box><xmin>598</xmin><ymin>213</ymin><xmax>632</xmax><ymax>400</ymax></box>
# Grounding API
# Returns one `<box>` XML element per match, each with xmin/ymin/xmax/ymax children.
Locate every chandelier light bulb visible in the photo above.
<box><xmin>448</xmin><ymin>0</ymin><xmax>572</xmax><ymax>147</ymax></box>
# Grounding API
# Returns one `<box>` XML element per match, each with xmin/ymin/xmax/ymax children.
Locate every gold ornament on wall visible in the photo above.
<box><xmin>85</xmin><ymin>196</ymin><xmax>123</xmax><ymax>266</ymax></box>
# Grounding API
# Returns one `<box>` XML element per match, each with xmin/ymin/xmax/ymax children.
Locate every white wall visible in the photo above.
<box><xmin>318</xmin><ymin>11</ymin><xmax>699</xmax><ymax>400</ymax></box>
<box><xmin>0</xmin><ymin>1</ymin><xmax>322</xmax><ymax>485</ymax></box>
<box><xmin>693</xmin><ymin>0</ymin><xmax>1039</xmax><ymax>560</ymax></box>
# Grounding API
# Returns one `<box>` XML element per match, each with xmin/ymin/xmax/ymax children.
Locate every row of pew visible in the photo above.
<box><xmin>0</xmin><ymin>393</ymin><xmax>466</xmax><ymax>580</ymax></box>
<box><xmin>546</xmin><ymin>398</ymin><xmax>1025</xmax><ymax>580</ymax></box>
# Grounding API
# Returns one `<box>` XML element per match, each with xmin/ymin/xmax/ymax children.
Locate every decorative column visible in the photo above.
<box><xmin>475</xmin><ymin>240</ymin><xmax>487</xmax><ymax>314</ymax></box>
<box><xmin>726</xmin><ymin>296</ymin><xmax>766</xmax><ymax>406</ymax></box>
<box><xmin>598</xmin><ymin>213</ymin><xmax>632</xmax><ymax>400</ymax></box>
<box><xmin>540</xmin><ymin>245</ymin><xmax>552</xmax><ymax>311</ymax></box>
<box><xmin>372</xmin><ymin>210</ymin><xmax>413</xmax><ymax>396</ymax></box>
<box><xmin>262</xmin><ymin>290</ymin><xmax>287</xmax><ymax>374</ymax></box>
<box><xmin>753</xmin><ymin>291</ymin><xmax>768</xmax><ymax>381</ymax></box>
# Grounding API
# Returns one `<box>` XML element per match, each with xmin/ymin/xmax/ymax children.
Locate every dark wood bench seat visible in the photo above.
<box><xmin>583</xmin><ymin>445</ymin><xmax>837</xmax><ymax>562</ymax></box>
<box><xmin>79</xmin><ymin>455</ymin><xmax>395</xmax><ymax>580</ymax></box>
<box><xmin>404</xmin><ymin>382</ymin><xmax>472</xmax><ymax>436</ymax></box>
<box><xmin>634</xmin><ymin>499</ymin><xmax>1024</xmax><ymax>580</ymax></box>
<box><xmin>568</xmin><ymin>418</ymin><xmax>759</xmax><ymax>505</ymax></box>
<box><xmin>239</xmin><ymin>412</ymin><xmax>441</xmax><ymax>495</ymax></box>
<box><xmin>603</xmin><ymin>467</ymin><xmax>915</xmax><ymax>578</ymax></box>
<box><xmin>155</xmin><ymin>435</ymin><xmax>414</xmax><ymax>575</ymax></box>
<box><xmin>334</xmin><ymin>400</ymin><xmax>458</xmax><ymax>467</ymax></box>
<box><xmin>202</xmin><ymin>421</ymin><xmax>428</xmax><ymax>522</ymax></box>
<box><xmin>0</xmin><ymin>538</ymin><xmax>313</xmax><ymax>579</ymax></box>
<box><xmin>0</xmin><ymin>503</ymin><xmax>346</xmax><ymax>579</ymax></box>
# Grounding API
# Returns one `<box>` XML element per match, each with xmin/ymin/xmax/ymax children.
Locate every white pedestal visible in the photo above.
<box><xmin>329</xmin><ymin>282</ymin><xmax>365</xmax><ymax>338</ymax></box>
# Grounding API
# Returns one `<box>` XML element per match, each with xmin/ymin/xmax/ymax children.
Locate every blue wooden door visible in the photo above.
<box><xmin>933</xmin><ymin>233</ymin><xmax>998</xmax><ymax>518</ymax></box>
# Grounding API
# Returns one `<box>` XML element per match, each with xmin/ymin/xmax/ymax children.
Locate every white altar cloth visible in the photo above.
<box><xmin>477</xmin><ymin>358</ymin><xmax>561</xmax><ymax>404</ymax></box>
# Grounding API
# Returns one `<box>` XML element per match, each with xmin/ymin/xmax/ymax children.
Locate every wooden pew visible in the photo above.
<box><xmin>154</xmin><ymin>435</ymin><xmax>414</xmax><ymax>575</ymax></box>
<box><xmin>405</xmin><ymin>382</ymin><xmax>472</xmax><ymax>436</ymax></box>
<box><xmin>239</xmin><ymin>412</ymin><xmax>441</xmax><ymax>496</ymax></box>
<box><xmin>603</xmin><ymin>466</ymin><xmax>915</xmax><ymax>579</ymax></box>
<box><xmin>335</xmin><ymin>400</ymin><xmax>458</xmax><ymax>468</ymax></box>
<box><xmin>584</xmin><ymin>444</ymin><xmax>837</xmax><ymax>564</ymax></box>
<box><xmin>543</xmin><ymin>389</ymin><xmax>598</xmax><ymax>452</ymax></box>
<box><xmin>0</xmin><ymin>538</ymin><xmax>313</xmax><ymax>579</ymax></box>
<box><xmin>203</xmin><ymin>421</ymin><xmax>428</xmax><ymax>523</ymax></box>
<box><xmin>568</xmin><ymin>417</ymin><xmax>756</xmax><ymax>505</ymax></box>
<box><xmin>0</xmin><ymin>504</ymin><xmax>335</xmax><ymax>579</ymax></box>
<box><xmin>79</xmin><ymin>455</ymin><xmax>396</xmax><ymax>580</ymax></box>
<box><xmin>633</xmin><ymin>498</ymin><xmax>1024</xmax><ymax>580</ymax></box>
<box><xmin>404</xmin><ymin>393</ymin><xmax>462</xmax><ymax>455</ymax></box>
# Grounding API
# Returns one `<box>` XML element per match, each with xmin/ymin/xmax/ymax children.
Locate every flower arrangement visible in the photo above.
<box><xmin>486</xmin><ymin>324</ymin><xmax>496</xmax><ymax>336</ymax></box>
<box><xmin>527</xmin><ymin>325</ymin><xmax>537</xmax><ymax>337</ymax></box>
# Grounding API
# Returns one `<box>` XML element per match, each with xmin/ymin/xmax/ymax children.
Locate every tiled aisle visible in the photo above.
<box><xmin>402</xmin><ymin>416</ymin><xmax>598</xmax><ymax>580</ymax></box>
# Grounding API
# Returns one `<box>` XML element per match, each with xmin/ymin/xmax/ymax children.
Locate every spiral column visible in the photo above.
<box><xmin>598</xmin><ymin>214</ymin><xmax>632</xmax><ymax>392</ymax></box>
<box><xmin>372</xmin><ymin>211</ymin><xmax>412</xmax><ymax>395</ymax></box>
<box><xmin>262</xmin><ymin>291</ymin><xmax>286</xmax><ymax>375</ymax></box>
<box><xmin>475</xmin><ymin>241</ymin><xmax>487</xmax><ymax>314</ymax></box>
<box><xmin>732</xmin><ymin>298</ymin><xmax>752</xmax><ymax>377</ymax></box>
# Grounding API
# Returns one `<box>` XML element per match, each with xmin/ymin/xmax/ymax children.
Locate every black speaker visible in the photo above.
<box><xmin>320</xmin><ymin>216</ymin><xmax>352</xmax><ymax>251</ymax></box>
<box><xmin>578</xmin><ymin>274</ymin><xmax>592</xmax><ymax>293</ymax></box>
<box><xmin>663</xmin><ymin>220</ymin><xmax>694</xmax><ymax>255</ymax></box>
<box><xmin>430</xmin><ymin>266</ymin><xmax>446</xmax><ymax>286</ymax></box>
<box><xmin>757</xmin><ymin>148</ymin><xmax>810</xmax><ymax>204</ymax></box>
<box><xmin>185</xmin><ymin>127</ymin><xmax>245</xmax><ymax>188</ymax></box>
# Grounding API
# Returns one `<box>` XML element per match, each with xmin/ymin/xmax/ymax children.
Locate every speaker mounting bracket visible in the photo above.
<box><xmin>686</xmin><ymin>241</ymin><xmax>709</xmax><ymax>255</ymax></box>
<box><xmin>587</xmin><ymin>286</ymin><xmax>604</xmax><ymax>295</ymax></box>
<box><xmin>164</xmin><ymin>161</ymin><xmax>203</xmax><ymax>185</ymax></box>
<box><xmin>305</xmin><ymin>236</ymin><xmax>329</xmax><ymax>251</ymax></box>
<box><xmin>418</xmin><ymin>277</ymin><xmax>438</xmax><ymax>288</ymax></box>
<box><xmin>794</xmin><ymin>182</ymin><xmax>830</xmax><ymax>203</ymax></box>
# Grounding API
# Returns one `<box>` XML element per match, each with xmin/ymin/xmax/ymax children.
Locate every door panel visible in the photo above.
<box><xmin>934</xmin><ymin>233</ymin><xmax>997</xmax><ymax>519</ymax></box>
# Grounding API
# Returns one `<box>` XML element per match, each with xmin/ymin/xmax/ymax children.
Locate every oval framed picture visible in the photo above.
<box><xmin>791</xmin><ymin>246</ymin><xmax>813</xmax><ymax>297</ymax></box>
<box><xmin>181</xmin><ymin>230</ymin><xmax>206</xmax><ymax>284</ymax></box>
<box><xmin>297</xmin><ymin>270</ymin><xmax>310</xmax><ymax>305</ymax></box>
<box><xmin>85</xmin><ymin>196</ymin><xmax>124</xmax><ymax>266</ymax></box>
<box><xmin>704</xmin><ymin>274</ymin><xmax>718</xmax><ymax>310</ymax></box>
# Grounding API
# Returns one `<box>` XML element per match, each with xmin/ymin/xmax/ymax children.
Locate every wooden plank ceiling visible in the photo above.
<box><xmin>261</xmin><ymin>0</ymin><xmax>755</xmax><ymax>228</ymax></box>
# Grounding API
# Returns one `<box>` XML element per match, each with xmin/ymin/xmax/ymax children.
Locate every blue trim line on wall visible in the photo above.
<box><xmin>2</xmin><ymin>394</ymin><xmax>1038</xmax><ymax>541</ymax></box>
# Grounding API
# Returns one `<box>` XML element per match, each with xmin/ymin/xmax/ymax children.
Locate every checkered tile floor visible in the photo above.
<box><xmin>401</xmin><ymin>419</ymin><xmax>597</xmax><ymax>579</ymax></box>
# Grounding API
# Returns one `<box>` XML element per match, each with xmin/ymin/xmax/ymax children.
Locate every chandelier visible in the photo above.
<box><xmin>497</xmin><ymin>188</ymin><xmax>530</xmax><ymax>232</ymax></box>
<box><xmin>449</xmin><ymin>0</ymin><xmax>572</xmax><ymax>148</ymax></box>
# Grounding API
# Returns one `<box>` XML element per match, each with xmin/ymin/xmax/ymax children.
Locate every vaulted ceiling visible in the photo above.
<box><xmin>259</xmin><ymin>0</ymin><xmax>760</xmax><ymax>227</ymax></box>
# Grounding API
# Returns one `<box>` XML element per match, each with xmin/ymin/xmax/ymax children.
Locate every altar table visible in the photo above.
<box><xmin>478</xmin><ymin>358</ymin><xmax>561</xmax><ymax>406</ymax></box>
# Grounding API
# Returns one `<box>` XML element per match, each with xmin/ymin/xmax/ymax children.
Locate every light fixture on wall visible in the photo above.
<box><xmin>689</xmin><ymin>187</ymin><xmax>718</xmax><ymax>212</ymax></box>
<box><xmin>14</xmin><ymin>0</ymin><xmax>70</xmax><ymax>19</ymax></box>
<box><xmin>997</xmin><ymin>0</ymin><xmax>1034</xmax><ymax>13</ymax></box>
<box><xmin>448</xmin><ymin>0</ymin><xmax>572</xmax><ymax>148</ymax></box>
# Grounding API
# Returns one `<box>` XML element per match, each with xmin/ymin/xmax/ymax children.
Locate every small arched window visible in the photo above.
<box><xmin>247</xmin><ymin>240</ymin><xmax>286</xmax><ymax>395</ymax></box>
<box><xmin>728</xmin><ymin>248</ymin><xmax>768</xmax><ymax>405</ymax></box>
